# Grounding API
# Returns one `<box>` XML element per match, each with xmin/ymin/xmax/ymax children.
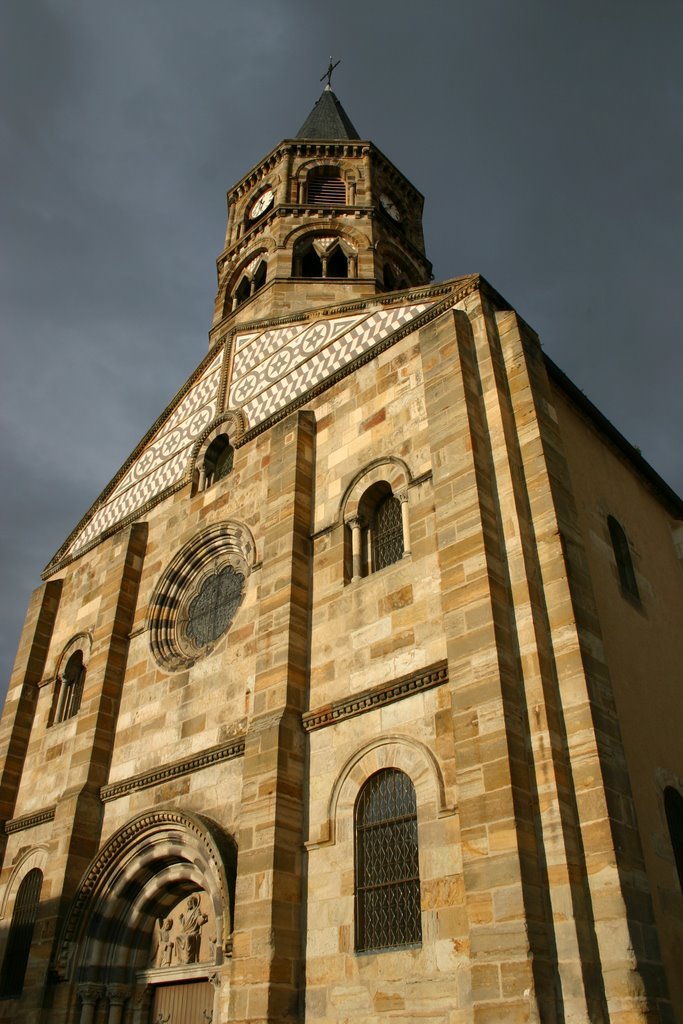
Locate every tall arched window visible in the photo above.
<box><xmin>607</xmin><ymin>515</ymin><xmax>640</xmax><ymax>601</ymax></box>
<box><xmin>0</xmin><ymin>869</ymin><xmax>43</xmax><ymax>998</ymax></box>
<box><xmin>355</xmin><ymin>769</ymin><xmax>421</xmax><ymax>952</ymax></box>
<box><xmin>664</xmin><ymin>787</ymin><xmax>683</xmax><ymax>894</ymax></box>
<box><xmin>200</xmin><ymin>435</ymin><xmax>234</xmax><ymax>490</ymax></box>
<box><xmin>50</xmin><ymin>650</ymin><xmax>85</xmax><ymax>726</ymax></box>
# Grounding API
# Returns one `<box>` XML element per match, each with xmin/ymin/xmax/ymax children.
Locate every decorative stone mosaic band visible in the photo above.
<box><xmin>66</xmin><ymin>350</ymin><xmax>224</xmax><ymax>558</ymax></box>
<box><xmin>47</xmin><ymin>278</ymin><xmax>479</xmax><ymax>576</ymax></box>
<box><xmin>5</xmin><ymin>805</ymin><xmax>56</xmax><ymax>834</ymax></box>
<box><xmin>100</xmin><ymin>736</ymin><xmax>246</xmax><ymax>802</ymax></box>
<box><xmin>233</xmin><ymin>302</ymin><xmax>431</xmax><ymax>428</ymax></box>
<box><xmin>302</xmin><ymin>660</ymin><xmax>448</xmax><ymax>732</ymax></box>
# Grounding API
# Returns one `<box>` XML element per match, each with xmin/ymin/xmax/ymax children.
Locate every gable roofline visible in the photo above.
<box><xmin>41</xmin><ymin>278</ymin><xmax>476</xmax><ymax>579</ymax></box>
<box><xmin>545</xmin><ymin>356</ymin><xmax>683</xmax><ymax>519</ymax></box>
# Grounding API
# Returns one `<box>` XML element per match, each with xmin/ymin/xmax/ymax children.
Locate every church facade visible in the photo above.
<box><xmin>0</xmin><ymin>86</ymin><xmax>682</xmax><ymax>1024</ymax></box>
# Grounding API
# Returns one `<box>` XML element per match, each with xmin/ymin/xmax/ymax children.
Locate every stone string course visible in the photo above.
<box><xmin>303</xmin><ymin>661</ymin><xmax>448</xmax><ymax>732</ymax></box>
<box><xmin>5</xmin><ymin>805</ymin><xmax>56</xmax><ymax>834</ymax></box>
<box><xmin>100</xmin><ymin>737</ymin><xmax>246</xmax><ymax>802</ymax></box>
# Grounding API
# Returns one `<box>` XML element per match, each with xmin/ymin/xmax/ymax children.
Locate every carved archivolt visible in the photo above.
<box><xmin>340</xmin><ymin>456</ymin><xmax>412</xmax><ymax>524</ymax></box>
<box><xmin>0</xmin><ymin>845</ymin><xmax>49</xmax><ymax>921</ymax></box>
<box><xmin>282</xmin><ymin>219</ymin><xmax>368</xmax><ymax>251</ymax></box>
<box><xmin>308</xmin><ymin>735</ymin><xmax>454</xmax><ymax>849</ymax></box>
<box><xmin>188</xmin><ymin>411</ymin><xmax>247</xmax><ymax>478</ymax></box>
<box><xmin>54</xmin><ymin>809</ymin><xmax>237</xmax><ymax>980</ymax></box>
<box><xmin>52</xmin><ymin>632</ymin><xmax>93</xmax><ymax>683</ymax></box>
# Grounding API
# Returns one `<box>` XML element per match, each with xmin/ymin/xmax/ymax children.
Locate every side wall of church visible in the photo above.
<box><xmin>553</xmin><ymin>384</ymin><xmax>683</xmax><ymax>1020</ymax></box>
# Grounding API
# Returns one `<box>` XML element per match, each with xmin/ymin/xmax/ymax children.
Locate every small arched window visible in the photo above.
<box><xmin>348</xmin><ymin>482</ymin><xmax>406</xmax><ymax>580</ymax></box>
<box><xmin>664</xmin><ymin>787</ymin><xmax>683</xmax><ymax>894</ymax></box>
<box><xmin>607</xmin><ymin>515</ymin><xmax>639</xmax><ymax>601</ymax></box>
<box><xmin>0</xmin><ymin>869</ymin><xmax>43</xmax><ymax>998</ymax></box>
<box><xmin>355</xmin><ymin>769</ymin><xmax>421</xmax><ymax>952</ymax></box>
<box><xmin>306</xmin><ymin>167</ymin><xmax>346</xmax><ymax>205</ymax></box>
<box><xmin>201</xmin><ymin>435</ymin><xmax>234</xmax><ymax>491</ymax></box>
<box><xmin>50</xmin><ymin>650</ymin><xmax>85</xmax><ymax>726</ymax></box>
<box><xmin>233</xmin><ymin>256</ymin><xmax>267</xmax><ymax>309</ymax></box>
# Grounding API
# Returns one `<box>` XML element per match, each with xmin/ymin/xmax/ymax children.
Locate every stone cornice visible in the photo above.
<box><xmin>228</xmin><ymin>140</ymin><xmax>371</xmax><ymax>201</ymax></box>
<box><xmin>5</xmin><ymin>805</ymin><xmax>56</xmax><ymax>834</ymax></box>
<box><xmin>303</xmin><ymin>660</ymin><xmax>448</xmax><ymax>732</ymax></box>
<box><xmin>100</xmin><ymin>736</ymin><xmax>245</xmax><ymax>802</ymax></box>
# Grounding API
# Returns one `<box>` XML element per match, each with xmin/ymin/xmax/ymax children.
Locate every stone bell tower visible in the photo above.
<box><xmin>208</xmin><ymin>84</ymin><xmax>432</xmax><ymax>341</ymax></box>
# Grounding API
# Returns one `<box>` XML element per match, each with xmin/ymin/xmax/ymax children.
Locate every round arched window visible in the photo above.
<box><xmin>185</xmin><ymin>565</ymin><xmax>245</xmax><ymax>649</ymax></box>
<box><xmin>148</xmin><ymin>523</ymin><xmax>253</xmax><ymax>671</ymax></box>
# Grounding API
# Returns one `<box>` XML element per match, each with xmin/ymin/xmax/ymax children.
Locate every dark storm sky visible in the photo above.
<box><xmin>1</xmin><ymin>1</ymin><xmax>681</xmax><ymax>696</ymax></box>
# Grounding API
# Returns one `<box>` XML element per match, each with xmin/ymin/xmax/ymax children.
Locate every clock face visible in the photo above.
<box><xmin>380</xmin><ymin>193</ymin><xmax>401</xmax><ymax>222</ymax></box>
<box><xmin>249</xmin><ymin>188</ymin><xmax>274</xmax><ymax>220</ymax></box>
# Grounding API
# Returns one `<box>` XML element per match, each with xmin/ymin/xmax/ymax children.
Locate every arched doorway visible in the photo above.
<box><xmin>54</xmin><ymin>809</ymin><xmax>237</xmax><ymax>1023</ymax></box>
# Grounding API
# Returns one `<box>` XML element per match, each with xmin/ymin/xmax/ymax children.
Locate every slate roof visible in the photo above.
<box><xmin>295</xmin><ymin>87</ymin><xmax>361</xmax><ymax>140</ymax></box>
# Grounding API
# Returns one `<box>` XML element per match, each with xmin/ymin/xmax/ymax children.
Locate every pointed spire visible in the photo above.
<box><xmin>295</xmin><ymin>88</ymin><xmax>361</xmax><ymax>141</ymax></box>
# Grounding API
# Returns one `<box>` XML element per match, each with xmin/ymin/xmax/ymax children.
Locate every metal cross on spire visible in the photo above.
<box><xmin>320</xmin><ymin>57</ymin><xmax>341</xmax><ymax>89</ymax></box>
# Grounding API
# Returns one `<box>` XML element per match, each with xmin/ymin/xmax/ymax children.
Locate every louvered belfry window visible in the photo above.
<box><xmin>0</xmin><ymin>869</ymin><xmax>43</xmax><ymax>997</ymax></box>
<box><xmin>372</xmin><ymin>494</ymin><xmax>404</xmax><ymax>571</ymax></box>
<box><xmin>355</xmin><ymin>769</ymin><xmax>421</xmax><ymax>952</ymax></box>
<box><xmin>306</xmin><ymin>171</ymin><xmax>346</xmax><ymax>205</ymax></box>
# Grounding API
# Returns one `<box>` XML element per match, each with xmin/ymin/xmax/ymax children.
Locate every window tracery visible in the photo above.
<box><xmin>354</xmin><ymin>769</ymin><xmax>421</xmax><ymax>952</ymax></box>
<box><xmin>233</xmin><ymin>255</ymin><xmax>267</xmax><ymax>308</ymax></box>
<box><xmin>148</xmin><ymin>521</ymin><xmax>253</xmax><ymax>671</ymax></box>
<box><xmin>292</xmin><ymin>235</ymin><xmax>356</xmax><ymax>279</ymax></box>
<box><xmin>347</xmin><ymin>481</ymin><xmax>407</xmax><ymax>580</ymax></box>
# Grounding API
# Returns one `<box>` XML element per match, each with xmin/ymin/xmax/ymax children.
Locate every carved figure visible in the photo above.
<box><xmin>156</xmin><ymin>918</ymin><xmax>174</xmax><ymax>967</ymax></box>
<box><xmin>175</xmin><ymin>894</ymin><xmax>208</xmax><ymax>964</ymax></box>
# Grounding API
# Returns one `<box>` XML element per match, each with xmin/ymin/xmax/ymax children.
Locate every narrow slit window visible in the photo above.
<box><xmin>607</xmin><ymin>515</ymin><xmax>639</xmax><ymax>601</ymax></box>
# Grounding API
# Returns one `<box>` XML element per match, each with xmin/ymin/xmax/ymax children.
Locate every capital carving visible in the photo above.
<box><xmin>78</xmin><ymin>984</ymin><xmax>103</xmax><ymax>1006</ymax></box>
<box><xmin>346</xmin><ymin>514</ymin><xmax>365</xmax><ymax>530</ymax></box>
<box><xmin>106</xmin><ymin>984</ymin><xmax>130</xmax><ymax>1005</ymax></box>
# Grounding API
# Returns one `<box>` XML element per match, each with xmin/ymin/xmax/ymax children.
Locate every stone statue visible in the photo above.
<box><xmin>155</xmin><ymin>918</ymin><xmax>174</xmax><ymax>967</ymax></box>
<box><xmin>175</xmin><ymin>894</ymin><xmax>208</xmax><ymax>964</ymax></box>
